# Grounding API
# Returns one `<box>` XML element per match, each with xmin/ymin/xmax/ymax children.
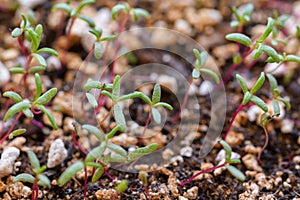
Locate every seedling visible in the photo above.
<box><xmin>230</xmin><ymin>3</ymin><xmax>254</xmax><ymax>32</ymax></box>
<box><xmin>0</xmin><ymin>73</ymin><xmax>58</xmax><ymax>144</ymax></box>
<box><xmin>179</xmin><ymin>140</ymin><xmax>245</xmax><ymax>186</ymax></box>
<box><xmin>13</xmin><ymin>150</ymin><xmax>51</xmax><ymax>200</ymax></box>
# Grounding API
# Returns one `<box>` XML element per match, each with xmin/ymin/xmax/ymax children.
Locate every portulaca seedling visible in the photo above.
<box><xmin>1</xmin><ymin>73</ymin><xmax>58</xmax><ymax>144</ymax></box>
<box><xmin>179</xmin><ymin>140</ymin><xmax>245</xmax><ymax>186</ymax></box>
<box><xmin>230</xmin><ymin>3</ymin><xmax>254</xmax><ymax>32</ymax></box>
<box><xmin>111</xmin><ymin>2</ymin><xmax>150</xmax><ymax>22</ymax></box>
<box><xmin>13</xmin><ymin>150</ymin><xmax>51</xmax><ymax>200</ymax></box>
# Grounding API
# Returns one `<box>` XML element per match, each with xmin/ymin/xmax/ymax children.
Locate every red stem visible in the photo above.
<box><xmin>257</xmin><ymin>126</ymin><xmax>269</xmax><ymax>165</ymax></box>
<box><xmin>179</xmin><ymin>162</ymin><xmax>226</xmax><ymax>186</ymax></box>
<box><xmin>71</xmin><ymin>130</ymin><xmax>88</xmax><ymax>155</ymax></box>
<box><xmin>32</xmin><ymin>178</ymin><xmax>38</xmax><ymax>200</ymax></box>
<box><xmin>223</xmin><ymin>103</ymin><xmax>245</xmax><ymax>141</ymax></box>
<box><xmin>144</xmin><ymin>185</ymin><xmax>152</xmax><ymax>200</ymax></box>
<box><xmin>84</xmin><ymin>166</ymin><xmax>88</xmax><ymax>200</ymax></box>
<box><xmin>141</xmin><ymin>110</ymin><xmax>152</xmax><ymax>137</ymax></box>
<box><xmin>0</xmin><ymin>112</ymin><xmax>22</xmax><ymax>144</ymax></box>
<box><xmin>17</xmin><ymin>35</ymin><xmax>27</xmax><ymax>57</ymax></box>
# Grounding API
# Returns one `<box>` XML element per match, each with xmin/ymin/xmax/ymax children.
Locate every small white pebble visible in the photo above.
<box><xmin>281</xmin><ymin>119</ymin><xmax>294</xmax><ymax>134</ymax></box>
<box><xmin>47</xmin><ymin>139</ymin><xmax>68</xmax><ymax>168</ymax></box>
<box><xmin>180</xmin><ymin>146</ymin><xmax>193</xmax><ymax>157</ymax></box>
<box><xmin>199</xmin><ymin>80</ymin><xmax>213</xmax><ymax>96</ymax></box>
<box><xmin>0</xmin><ymin>147</ymin><xmax>20</xmax><ymax>178</ymax></box>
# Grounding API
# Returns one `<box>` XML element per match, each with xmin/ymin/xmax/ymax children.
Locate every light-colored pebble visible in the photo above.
<box><xmin>162</xmin><ymin>148</ymin><xmax>174</xmax><ymax>160</ymax></box>
<box><xmin>199</xmin><ymin>80</ymin><xmax>213</xmax><ymax>96</ymax></box>
<box><xmin>255</xmin><ymin>173</ymin><xmax>273</xmax><ymax>190</ymax></box>
<box><xmin>184</xmin><ymin>186</ymin><xmax>198</xmax><ymax>199</ymax></box>
<box><xmin>1</xmin><ymin>49</ymin><xmax>19</xmax><ymax>61</ymax></box>
<box><xmin>95</xmin><ymin>189</ymin><xmax>118</xmax><ymax>200</ymax></box>
<box><xmin>17</xmin><ymin>0</ymin><xmax>46</xmax><ymax>8</ymax></box>
<box><xmin>281</xmin><ymin>119</ymin><xmax>294</xmax><ymax>134</ymax></box>
<box><xmin>0</xmin><ymin>147</ymin><xmax>20</xmax><ymax>178</ymax></box>
<box><xmin>180</xmin><ymin>146</ymin><xmax>193</xmax><ymax>157</ymax></box>
<box><xmin>47</xmin><ymin>139</ymin><xmax>68</xmax><ymax>168</ymax></box>
<box><xmin>194</xmin><ymin>9</ymin><xmax>222</xmax><ymax>31</ymax></box>
<box><xmin>0</xmin><ymin>61</ymin><xmax>10</xmax><ymax>87</ymax></box>
<box><xmin>242</xmin><ymin>154</ymin><xmax>262</xmax><ymax>172</ymax></box>
<box><xmin>157</xmin><ymin>75</ymin><xmax>178</xmax><ymax>93</ymax></box>
<box><xmin>174</xmin><ymin>19</ymin><xmax>192</xmax><ymax>35</ymax></box>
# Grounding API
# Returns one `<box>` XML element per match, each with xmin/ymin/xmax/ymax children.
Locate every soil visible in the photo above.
<box><xmin>0</xmin><ymin>0</ymin><xmax>300</xmax><ymax>200</ymax></box>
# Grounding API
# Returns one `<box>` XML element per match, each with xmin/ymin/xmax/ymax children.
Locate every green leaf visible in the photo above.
<box><xmin>236</xmin><ymin>74</ymin><xmax>248</xmax><ymax>94</ymax></box>
<box><xmin>113</xmin><ymin>104</ymin><xmax>126</xmax><ymax>131</ymax></box>
<box><xmin>226</xmin><ymin>165</ymin><xmax>246</xmax><ymax>181</ymax></box>
<box><xmin>83</xmin><ymin>79</ymin><xmax>103</xmax><ymax>91</ymax></box>
<box><xmin>272</xmin><ymin>99</ymin><xmax>280</xmax><ymax>116</ymax></box>
<box><xmin>4</xmin><ymin>101</ymin><xmax>30</xmax><ymax>122</ymax></box>
<box><xmin>52</xmin><ymin>3</ymin><xmax>72</xmax><ymax>14</ymax></box>
<box><xmin>230</xmin><ymin>20</ymin><xmax>239</xmax><ymax>28</ymax></box>
<box><xmin>82</xmin><ymin>124</ymin><xmax>104</xmax><ymax>142</ymax></box>
<box><xmin>101</xmin><ymin>90</ymin><xmax>113</xmax><ymax>100</ymax></box>
<box><xmin>34</xmin><ymin>73</ymin><xmax>42</xmax><ymax>101</ymax></box>
<box><xmin>151</xmin><ymin>107</ymin><xmax>161</xmax><ymax>124</ymax></box>
<box><xmin>225</xmin><ymin>33</ymin><xmax>252</xmax><ymax>47</ymax></box>
<box><xmin>253</xmin><ymin>43</ymin><xmax>263</xmax><ymax>59</ymax></box>
<box><xmin>33</xmin><ymin>165</ymin><xmax>47</xmax><ymax>175</ymax></box>
<box><xmin>78</xmin><ymin>14</ymin><xmax>95</xmax><ymax>28</ymax></box>
<box><xmin>20</xmin><ymin>14</ymin><xmax>27</xmax><ymax>29</ymax></box>
<box><xmin>3</xmin><ymin>91</ymin><xmax>22</xmax><ymax>102</ymax></box>
<box><xmin>152</xmin><ymin>84</ymin><xmax>161</xmax><ymax>104</ymax></box>
<box><xmin>262</xmin><ymin>45</ymin><xmax>281</xmax><ymax>63</ymax></box>
<box><xmin>242</xmin><ymin>91</ymin><xmax>252</xmax><ymax>105</ymax></box>
<box><xmin>266</xmin><ymin>73</ymin><xmax>278</xmax><ymax>92</ymax></box>
<box><xmin>74</xmin><ymin>0</ymin><xmax>95</xmax><ymax>16</ymax></box>
<box><xmin>250</xmin><ymin>72</ymin><xmax>265</xmax><ymax>94</ymax></box>
<box><xmin>117</xmin><ymin>91</ymin><xmax>144</xmax><ymax>102</ymax></box>
<box><xmin>36</xmin><ymin>48</ymin><xmax>58</xmax><ymax>56</ymax></box>
<box><xmin>200</xmin><ymin>68</ymin><xmax>220</xmax><ymax>84</ymax></box>
<box><xmin>9</xmin><ymin>67</ymin><xmax>26</xmax><ymax>74</ymax></box>
<box><xmin>109</xmin><ymin>152</ymin><xmax>127</xmax><ymax>162</ymax></box>
<box><xmin>36</xmin><ymin>88</ymin><xmax>57</xmax><ymax>105</ymax></box>
<box><xmin>137</xmin><ymin>93</ymin><xmax>152</xmax><ymax>105</ymax></box>
<box><xmin>192</xmin><ymin>68</ymin><xmax>200</xmax><ymax>79</ymax></box>
<box><xmin>111</xmin><ymin>4</ymin><xmax>128</xmax><ymax>20</ymax></box>
<box><xmin>277</xmin><ymin>96</ymin><xmax>291</xmax><ymax>110</ymax></box>
<box><xmin>11</xmin><ymin>28</ymin><xmax>22</xmax><ymax>38</ymax></box>
<box><xmin>260</xmin><ymin>112</ymin><xmax>269</xmax><ymax>127</ymax></box>
<box><xmin>258</xmin><ymin>17</ymin><xmax>274</xmax><ymax>43</ymax></box>
<box><xmin>130</xmin><ymin>8</ymin><xmax>150</xmax><ymax>21</ymax></box>
<box><xmin>28</xmin><ymin>66</ymin><xmax>46</xmax><ymax>74</ymax></box>
<box><xmin>115</xmin><ymin>180</ymin><xmax>128</xmax><ymax>193</ymax></box>
<box><xmin>32</xmin><ymin>53</ymin><xmax>46</xmax><ymax>67</ymax></box>
<box><xmin>228</xmin><ymin>159</ymin><xmax>241</xmax><ymax>164</ymax></box>
<box><xmin>22</xmin><ymin>108</ymin><xmax>34</xmax><ymax>118</ymax></box>
<box><xmin>219</xmin><ymin>140</ymin><xmax>232</xmax><ymax>163</ymax></box>
<box><xmin>36</xmin><ymin>105</ymin><xmax>58</xmax><ymax>130</ymax></box>
<box><xmin>285</xmin><ymin>55</ymin><xmax>300</xmax><ymax>63</ymax></box>
<box><xmin>101</xmin><ymin>34</ymin><xmax>118</xmax><ymax>41</ymax></box>
<box><xmin>250</xmin><ymin>95</ymin><xmax>268</xmax><ymax>112</ymax></box>
<box><xmin>106</xmin><ymin>125</ymin><xmax>123</xmax><ymax>140</ymax></box>
<box><xmin>9</xmin><ymin>128</ymin><xmax>26</xmax><ymax>139</ymax></box>
<box><xmin>107</xmin><ymin>142</ymin><xmax>127</xmax><ymax>157</ymax></box>
<box><xmin>35</xmin><ymin>24</ymin><xmax>43</xmax><ymax>41</ymax></box>
<box><xmin>37</xmin><ymin>174</ymin><xmax>51</xmax><ymax>188</ymax></box>
<box><xmin>89</xmin><ymin>28</ymin><xmax>102</xmax><ymax>39</ymax></box>
<box><xmin>85</xmin><ymin>162</ymin><xmax>102</xmax><ymax>168</ymax></box>
<box><xmin>58</xmin><ymin>162</ymin><xmax>84</xmax><ymax>187</ymax></box>
<box><xmin>94</xmin><ymin>42</ymin><xmax>104</xmax><ymax>59</ymax></box>
<box><xmin>112</xmin><ymin>75</ymin><xmax>121</xmax><ymax>99</ymax></box>
<box><xmin>86</xmin><ymin>93</ymin><xmax>98</xmax><ymax>108</ymax></box>
<box><xmin>91</xmin><ymin>165</ymin><xmax>104</xmax><ymax>182</ymax></box>
<box><xmin>27</xmin><ymin>150</ymin><xmax>40</xmax><ymax>169</ymax></box>
<box><xmin>154</xmin><ymin>102</ymin><xmax>173</xmax><ymax>110</ymax></box>
<box><xmin>128</xmin><ymin>143</ymin><xmax>158</xmax><ymax>162</ymax></box>
<box><xmin>27</xmin><ymin>29</ymin><xmax>39</xmax><ymax>51</ymax></box>
<box><xmin>85</xmin><ymin>142</ymin><xmax>106</xmax><ymax>162</ymax></box>
<box><xmin>13</xmin><ymin>173</ymin><xmax>35</xmax><ymax>183</ymax></box>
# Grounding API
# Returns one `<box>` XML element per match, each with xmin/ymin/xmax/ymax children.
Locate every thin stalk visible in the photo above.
<box><xmin>141</xmin><ymin>109</ymin><xmax>152</xmax><ymax>137</ymax></box>
<box><xmin>0</xmin><ymin>112</ymin><xmax>22</xmax><ymax>144</ymax></box>
<box><xmin>83</xmin><ymin>166</ymin><xmax>88</xmax><ymax>200</ymax></box>
<box><xmin>257</xmin><ymin>126</ymin><xmax>269</xmax><ymax>164</ymax></box>
<box><xmin>17</xmin><ymin>35</ymin><xmax>27</xmax><ymax>57</ymax></box>
<box><xmin>71</xmin><ymin>130</ymin><xmax>88</xmax><ymax>155</ymax></box>
<box><xmin>223</xmin><ymin>103</ymin><xmax>245</xmax><ymax>141</ymax></box>
<box><xmin>179</xmin><ymin>162</ymin><xmax>226</xmax><ymax>186</ymax></box>
<box><xmin>32</xmin><ymin>178</ymin><xmax>38</xmax><ymax>200</ymax></box>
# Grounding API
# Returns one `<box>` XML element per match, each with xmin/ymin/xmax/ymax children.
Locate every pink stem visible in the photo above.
<box><xmin>84</xmin><ymin>166</ymin><xmax>88</xmax><ymax>199</ymax></box>
<box><xmin>0</xmin><ymin>112</ymin><xmax>22</xmax><ymax>144</ymax></box>
<box><xmin>179</xmin><ymin>162</ymin><xmax>226</xmax><ymax>186</ymax></box>
<box><xmin>141</xmin><ymin>110</ymin><xmax>152</xmax><ymax>137</ymax></box>
<box><xmin>171</xmin><ymin>81</ymin><xmax>191</xmax><ymax>122</ymax></box>
<box><xmin>71</xmin><ymin>130</ymin><xmax>88</xmax><ymax>155</ymax></box>
<box><xmin>257</xmin><ymin>126</ymin><xmax>269</xmax><ymax>165</ymax></box>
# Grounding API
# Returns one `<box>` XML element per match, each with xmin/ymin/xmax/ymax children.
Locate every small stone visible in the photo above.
<box><xmin>199</xmin><ymin>80</ymin><xmax>213</xmax><ymax>96</ymax></box>
<box><xmin>239</xmin><ymin>182</ymin><xmax>259</xmax><ymax>199</ymax></box>
<box><xmin>212</xmin><ymin>44</ymin><xmax>238</xmax><ymax>60</ymax></box>
<box><xmin>174</xmin><ymin>19</ymin><xmax>192</xmax><ymax>35</ymax></box>
<box><xmin>1</xmin><ymin>49</ymin><xmax>19</xmax><ymax>61</ymax></box>
<box><xmin>255</xmin><ymin>173</ymin><xmax>273</xmax><ymax>190</ymax></box>
<box><xmin>95</xmin><ymin>189</ymin><xmax>118</xmax><ymax>200</ymax></box>
<box><xmin>46</xmin><ymin>56</ymin><xmax>62</xmax><ymax>71</ymax></box>
<box><xmin>8</xmin><ymin>137</ymin><xmax>26</xmax><ymax>149</ymax></box>
<box><xmin>184</xmin><ymin>186</ymin><xmax>198</xmax><ymax>199</ymax></box>
<box><xmin>281</xmin><ymin>119</ymin><xmax>294</xmax><ymax>134</ymax></box>
<box><xmin>225</xmin><ymin>131</ymin><xmax>245</xmax><ymax>147</ymax></box>
<box><xmin>247</xmin><ymin>105</ymin><xmax>262</xmax><ymax>122</ymax></box>
<box><xmin>180</xmin><ymin>146</ymin><xmax>193</xmax><ymax>157</ymax></box>
<box><xmin>7</xmin><ymin>181</ymin><xmax>31</xmax><ymax>199</ymax></box>
<box><xmin>162</xmin><ymin>148</ymin><xmax>174</xmax><ymax>160</ymax></box>
<box><xmin>0</xmin><ymin>61</ymin><xmax>10</xmax><ymax>87</ymax></box>
<box><xmin>110</xmin><ymin>133</ymin><xmax>138</xmax><ymax>147</ymax></box>
<box><xmin>17</xmin><ymin>0</ymin><xmax>46</xmax><ymax>8</ymax></box>
<box><xmin>242</xmin><ymin>154</ymin><xmax>262</xmax><ymax>172</ymax></box>
<box><xmin>157</xmin><ymin>75</ymin><xmax>178</xmax><ymax>93</ymax></box>
<box><xmin>47</xmin><ymin>139</ymin><xmax>68</xmax><ymax>168</ymax></box>
<box><xmin>244</xmin><ymin>141</ymin><xmax>261</xmax><ymax>155</ymax></box>
<box><xmin>194</xmin><ymin>9</ymin><xmax>222</xmax><ymax>31</ymax></box>
<box><xmin>293</xmin><ymin>155</ymin><xmax>300</xmax><ymax>164</ymax></box>
<box><xmin>0</xmin><ymin>147</ymin><xmax>20</xmax><ymax>178</ymax></box>
<box><xmin>264</xmin><ymin>62</ymin><xmax>286</xmax><ymax>77</ymax></box>
<box><xmin>0</xmin><ymin>180</ymin><xmax>6</xmax><ymax>192</ymax></box>
<box><xmin>178</xmin><ymin>196</ymin><xmax>188</xmax><ymax>200</ymax></box>
<box><xmin>168</xmin><ymin>174</ymin><xmax>179</xmax><ymax>197</ymax></box>
<box><xmin>151</xmin><ymin>29</ymin><xmax>177</xmax><ymax>48</ymax></box>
